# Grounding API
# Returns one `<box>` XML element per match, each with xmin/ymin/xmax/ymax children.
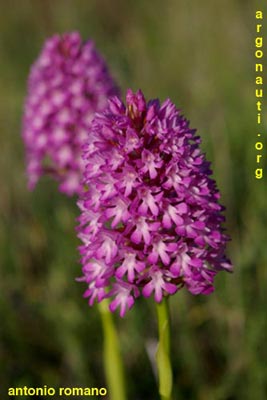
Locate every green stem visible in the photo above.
<box><xmin>156</xmin><ymin>297</ymin><xmax>173</xmax><ymax>400</ymax></box>
<box><xmin>98</xmin><ymin>300</ymin><xmax>126</xmax><ymax>400</ymax></box>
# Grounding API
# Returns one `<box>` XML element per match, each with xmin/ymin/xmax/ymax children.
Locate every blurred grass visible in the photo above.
<box><xmin>1</xmin><ymin>0</ymin><xmax>267</xmax><ymax>399</ymax></box>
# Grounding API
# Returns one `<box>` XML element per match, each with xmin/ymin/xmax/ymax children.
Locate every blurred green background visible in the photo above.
<box><xmin>1</xmin><ymin>1</ymin><xmax>267</xmax><ymax>399</ymax></box>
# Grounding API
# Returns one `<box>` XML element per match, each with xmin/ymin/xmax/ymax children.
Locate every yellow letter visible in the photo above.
<box><xmin>257</xmin><ymin>24</ymin><xmax>262</xmax><ymax>32</ymax></box>
<box><xmin>8</xmin><ymin>388</ymin><xmax>15</xmax><ymax>396</ymax></box>
<box><xmin>255</xmin><ymin>50</ymin><xmax>263</xmax><ymax>58</ymax></box>
<box><xmin>256</xmin><ymin>101</ymin><xmax>262</xmax><ymax>111</ymax></box>
<box><xmin>255</xmin><ymin>141</ymin><xmax>263</xmax><ymax>150</ymax></box>
<box><xmin>256</xmin><ymin>76</ymin><xmax>263</xmax><ymax>85</ymax></box>
<box><xmin>255</xmin><ymin>37</ymin><xmax>263</xmax><ymax>48</ymax></box>
<box><xmin>255</xmin><ymin>168</ymin><xmax>263</xmax><ymax>179</ymax></box>
<box><xmin>255</xmin><ymin>64</ymin><xmax>263</xmax><ymax>72</ymax></box>
<box><xmin>255</xmin><ymin>89</ymin><xmax>263</xmax><ymax>98</ymax></box>
<box><xmin>256</xmin><ymin>154</ymin><xmax>262</xmax><ymax>163</ymax></box>
<box><xmin>72</xmin><ymin>388</ymin><xmax>83</xmax><ymax>395</ymax></box>
<box><xmin>256</xmin><ymin>11</ymin><xmax>263</xmax><ymax>19</ymax></box>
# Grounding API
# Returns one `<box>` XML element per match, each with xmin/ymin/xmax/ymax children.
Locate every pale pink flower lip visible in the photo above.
<box><xmin>77</xmin><ymin>89</ymin><xmax>232</xmax><ymax>317</ymax></box>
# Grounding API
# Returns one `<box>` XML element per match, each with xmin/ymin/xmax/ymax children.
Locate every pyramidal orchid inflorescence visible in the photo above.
<box><xmin>22</xmin><ymin>32</ymin><xmax>118</xmax><ymax>195</ymax></box>
<box><xmin>77</xmin><ymin>89</ymin><xmax>232</xmax><ymax>317</ymax></box>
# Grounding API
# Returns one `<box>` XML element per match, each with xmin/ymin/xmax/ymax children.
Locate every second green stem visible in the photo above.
<box><xmin>98</xmin><ymin>300</ymin><xmax>126</xmax><ymax>400</ymax></box>
<box><xmin>156</xmin><ymin>297</ymin><xmax>173</xmax><ymax>400</ymax></box>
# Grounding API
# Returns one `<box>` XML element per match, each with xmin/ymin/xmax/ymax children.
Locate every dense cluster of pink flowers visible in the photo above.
<box><xmin>22</xmin><ymin>32</ymin><xmax>118</xmax><ymax>195</ymax></box>
<box><xmin>22</xmin><ymin>32</ymin><xmax>232</xmax><ymax>317</ymax></box>
<box><xmin>77</xmin><ymin>89</ymin><xmax>232</xmax><ymax>317</ymax></box>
